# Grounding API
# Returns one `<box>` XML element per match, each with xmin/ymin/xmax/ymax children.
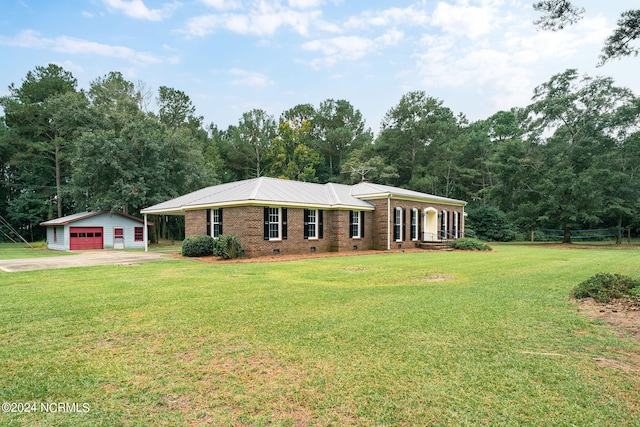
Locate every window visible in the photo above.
<box><xmin>211</xmin><ymin>209</ymin><xmax>222</xmax><ymax>238</ymax></box>
<box><xmin>263</xmin><ymin>207</ymin><xmax>287</xmax><ymax>240</ymax></box>
<box><xmin>453</xmin><ymin>211</ymin><xmax>459</xmax><ymax>238</ymax></box>
<box><xmin>135</xmin><ymin>226</ymin><xmax>144</xmax><ymax>242</ymax></box>
<box><xmin>411</xmin><ymin>208</ymin><xmax>419</xmax><ymax>241</ymax></box>
<box><xmin>349</xmin><ymin>211</ymin><xmax>364</xmax><ymax>239</ymax></box>
<box><xmin>440</xmin><ymin>210</ymin><xmax>448</xmax><ymax>239</ymax></box>
<box><xmin>394</xmin><ymin>207</ymin><xmax>403</xmax><ymax>241</ymax></box>
<box><xmin>269</xmin><ymin>208</ymin><xmax>280</xmax><ymax>239</ymax></box>
<box><xmin>304</xmin><ymin>209</ymin><xmax>318</xmax><ymax>239</ymax></box>
<box><xmin>350</xmin><ymin>211</ymin><xmax>360</xmax><ymax>238</ymax></box>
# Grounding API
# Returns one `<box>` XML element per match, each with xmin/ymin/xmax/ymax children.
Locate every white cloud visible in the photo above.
<box><xmin>411</xmin><ymin>4</ymin><xmax>616</xmax><ymax>117</ymax></box>
<box><xmin>345</xmin><ymin>4</ymin><xmax>430</xmax><ymax>29</ymax></box>
<box><xmin>0</xmin><ymin>30</ymin><xmax>163</xmax><ymax>65</ymax></box>
<box><xmin>182</xmin><ymin>0</ymin><xmax>332</xmax><ymax>37</ymax></box>
<box><xmin>200</xmin><ymin>0</ymin><xmax>241</xmax><ymax>10</ymax></box>
<box><xmin>229</xmin><ymin>68</ymin><xmax>273</xmax><ymax>87</ymax></box>
<box><xmin>288</xmin><ymin>0</ymin><xmax>323</xmax><ymax>9</ymax></box>
<box><xmin>302</xmin><ymin>30</ymin><xmax>403</xmax><ymax>67</ymax></box>
<box><xmin>102</xmin><ymin>0</ymin><xmax>179</xmax><ymax>21</ymax></box>
<box><xmin>0</xmin><ymin>29</ymin><xmax>51</xmax><ymax>49</ymax></box>
<box><xmin>430</xmin><ymin>1</ymin><xmax>496</xmax><ymax>39</ymax></box>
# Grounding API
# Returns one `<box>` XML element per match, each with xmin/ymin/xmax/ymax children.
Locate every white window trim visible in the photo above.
<box><xmin>211</xmin><ymin>208</ymin><xmax>221</xmax><ymax>238</ymax></box>
<box><xmin>441</xmin><ymin>210</ymin><xmax>448</xmax><ymax>239</ymax></box>
<box><xmin>351</xmin><ymin>211</ymin><xmax>361</xmax><ymax>239</ymax></box>
<box><xmin>269</xmin><ymin>207</ymin><xmax>282</xmax><ymax>241</ymax></box>
<box><xmin>453</xmin><ymin>211</ymin><xmax>459</xmax><ymax>239</ymax></box>
<box><xmin>307</xmin><ymin>209</ymin><xmax>318</xmax><ymax>240</ymax></box>
<box><xmin>411</xmin><ymin>208</ymin><xmax>419</xmax><ymax>241</ymax></box>
<box><xmin>394</xmin><ymin>207</ymin><xmax>403</xmax><ymax>242</ymax></box>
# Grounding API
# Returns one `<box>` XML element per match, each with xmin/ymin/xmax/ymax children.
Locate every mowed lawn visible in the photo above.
<box><xmin>1</xmin><ymin>245</ymin><xmax>639</xmax><ymax>426</ymax></box>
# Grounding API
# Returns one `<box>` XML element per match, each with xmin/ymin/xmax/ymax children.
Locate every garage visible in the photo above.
<box><xmin>41</xmin><ymin>211</ymin><xmax>150</xmax><ymax>251</ymax></box>
<box><xmin>69</xmin><ymin>227</ymin><xmax>104</xmax><ymax>250</ymax></box>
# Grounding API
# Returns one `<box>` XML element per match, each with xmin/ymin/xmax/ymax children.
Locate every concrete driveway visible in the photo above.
<box><xmin>0</xmin><ymin>250</ymin><xmax>175</xmax><ymax>272</ymax></box>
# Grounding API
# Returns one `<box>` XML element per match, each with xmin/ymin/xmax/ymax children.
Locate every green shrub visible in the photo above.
<box><xmin>181</xmin><ymin>235</ymin><xmax>215</xmax><ymax>257</ymax></box>
<box><xmin>465</xmin><ymin>204</ymin><xmax>517</xmax><ymax>242</ymax></box>
<box><xmin>447</xmin><ymin>238</ymin><xmax>492</xmax><ymax>251</ymax></box>
<box><xmin>213</xmin><ymin>234</ymin><xmax>243</xmax><ymax>259</ymax></box>
<box><xmin>573</xmin><ymin>273</ymin><xmax>640</xmax><ymax>303</ymax></box>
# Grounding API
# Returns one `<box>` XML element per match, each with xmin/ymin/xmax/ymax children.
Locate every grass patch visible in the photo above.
<box><xmin>1</xmin><ymin>245</ymin><xmax>639</xmax><ymax>426</ymax></box>
<box><xmin>0</xmin><ymin>243</ymin><xmax>74</xmax><ymax>260</ymax></box>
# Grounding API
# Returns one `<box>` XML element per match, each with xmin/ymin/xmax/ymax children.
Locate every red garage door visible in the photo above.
<box><xmin>69</xmin><ymin>227</ymin><xmax>104</xmax><ymax>250</ymax></box>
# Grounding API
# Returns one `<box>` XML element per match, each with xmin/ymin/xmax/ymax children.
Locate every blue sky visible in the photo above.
<box><xmin>1</xmin><ymin>0</ymin><xmax>638</xmax><ymax>135</ymax></box>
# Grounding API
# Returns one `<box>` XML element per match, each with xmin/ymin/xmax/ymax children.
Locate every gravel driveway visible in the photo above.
<box><xmin>0</xmin><ymin>250</ymin><xmax>174</xmax><ymax>272</ymax></box>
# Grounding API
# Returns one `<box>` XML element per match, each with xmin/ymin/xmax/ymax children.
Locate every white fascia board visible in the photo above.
<box><xmin>184</xmin><ymin>200</ymin><xmax>375</xmax><ymax>212</ymax></box>
<box><xmin>140</xmin><ymin>207</ymin><xmax>186</xmax><ymax>215</ymax></box>
<box><xmin>356</xmin><ymin>193</ymin><xmax>467</xmax><ymax>206</ymax></box>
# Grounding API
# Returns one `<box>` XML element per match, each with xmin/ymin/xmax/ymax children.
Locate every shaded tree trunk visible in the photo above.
<box><xmin>563</xmin><ymin>225</ymin><xmax>572</xmax><ymax>244</ymax></box>
<box><xmin>55</xmin><ymin>145</ymin><xmax>62</xmax><ymax>218</ymax></box>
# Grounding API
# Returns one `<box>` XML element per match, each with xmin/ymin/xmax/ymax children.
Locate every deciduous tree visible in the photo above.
<box><xmin>534</xmin><ymin>1</ymin><xmax>640</xmax><ymax>65</ymax></box>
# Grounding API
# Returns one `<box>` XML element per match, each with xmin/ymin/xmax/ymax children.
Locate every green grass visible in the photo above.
<box><xmin>0</xmin><ymin>243</ymin><xmax>74</xmax><ymax>260</ymax></box>
<box><xmin>1</xmin><ymin>245</ymin><xmax>639</xmax><ymax>426</ymax></box>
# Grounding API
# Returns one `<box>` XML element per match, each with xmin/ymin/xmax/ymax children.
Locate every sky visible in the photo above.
<box><xmin>1</xmin><ymin>0</ymin><xmax>638</xmax><ymax>136</ymax></box>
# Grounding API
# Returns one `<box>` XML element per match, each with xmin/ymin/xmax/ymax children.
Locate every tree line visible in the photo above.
<box><xmin>1</xmin><ymin>64</ymin><xmax>639</xmax><ymax>243</ymax></box>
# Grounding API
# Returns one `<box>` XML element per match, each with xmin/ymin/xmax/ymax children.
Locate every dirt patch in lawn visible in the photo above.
<box><xmin>577</xmin><ymin>297</ymin><xmax>640</xmax><ymax>343</ymax></box>
<box><xmin>177</xmin><ymin>247</ymin><xmax>431</xmax><ymax>264</ymax></box>
<box><xmin>575</xmin><ymin>298</ymin><xmax>640</xmax><ymax>374</ymax></box>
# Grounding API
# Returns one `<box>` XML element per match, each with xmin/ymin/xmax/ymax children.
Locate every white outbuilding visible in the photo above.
<box><xmin>40</xmin><ymin>211</ymin><xmax>149</xmax><ymax>251</ymax></box>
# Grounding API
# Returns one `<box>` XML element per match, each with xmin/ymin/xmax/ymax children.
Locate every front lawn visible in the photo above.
<box><xmin>0</xmin><ymin>243</ymin><xmax>74</xmax><ymax>260</ymax></box>
<box><xmin>0</xmin><ymin>245</ymin><xmax>638</xmax><ymax>426</ymax></box>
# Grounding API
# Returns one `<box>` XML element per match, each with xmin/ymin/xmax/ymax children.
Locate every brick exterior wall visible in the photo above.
<box><xmin>184</xmin><ymin>200</ymin><xmax>463</xmax><ymax>258</ymax></box>
<box><xmin>185</xmin><ymin>209</ymin><xmax>207</xmax><ymax>237</ymax></box>
<box><xmin>366</xmin><ymin>198</ymin><xmax>465</xmax><ymax>249</ymax></box>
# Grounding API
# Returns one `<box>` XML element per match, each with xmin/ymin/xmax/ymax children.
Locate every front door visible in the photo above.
<box><xmin>423</xmin><ymin>209</ymin><xmax>438</xmax><ymax>241</ymax></box>
<box><xmin>114</xmin><ymin>227</ymin><xmax>124</xmax><ymax>249</ymax></box>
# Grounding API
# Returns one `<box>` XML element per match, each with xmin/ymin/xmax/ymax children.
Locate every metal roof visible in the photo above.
<box><xmin>40</xmin><ymin>210</ymin><xmax>147</xmax><ymax>226</ymax></box>
<box><xmin>141</xmin><ymin>177</ymin><xmax>467</xmax><ymax>215</ymax></box>
<box><xmin>141</xmin><ymin>177</ymin><xmax>376</xmax><ymax>215</ymax></box>
<box><xmin>350</xmin><ymin>182</ymin><xmax>467</xmax><ymax>206</ymax></box>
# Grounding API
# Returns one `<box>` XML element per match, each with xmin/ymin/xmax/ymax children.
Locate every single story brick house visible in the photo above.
<box><xmin>141</xmin><ymin>177</ymin><xmax>466</xmax><ymax>257</ymax></box>
<box><xmin>40</xmin><ymin>211</ymin><xmax>149</xmax><ymax>251</ymax></box>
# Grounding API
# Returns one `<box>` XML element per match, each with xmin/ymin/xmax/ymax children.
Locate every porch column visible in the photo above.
<box><xmin>144</xmin><ymin>214</ymin><xmax>148</xmax><ymax>252</ymax></box>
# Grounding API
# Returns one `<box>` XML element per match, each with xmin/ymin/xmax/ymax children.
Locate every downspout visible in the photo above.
<box><xmin>387</xmin><ymin>195</ymin><xmax>391</xmax><ymax>250</ymax></box>
<box><xmin>462</xmin><ymin>206</ymin><xmax>466</xmax><ymax>238</ymax></box>
<box><xmin>144</xmin><ymin>213</ymin><xmax>148</xmax><ymax>252</ymax></box>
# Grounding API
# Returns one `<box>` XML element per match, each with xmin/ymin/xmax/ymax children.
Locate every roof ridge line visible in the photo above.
<box><xmin>324</xmin><ymin>182</ymin><xmax>340</xmax><ymax>205</ymax></box>
<box><xmin>249</xmin><ymin>176</ymin><xmax>265</xmax><ymax>200</ymax></box>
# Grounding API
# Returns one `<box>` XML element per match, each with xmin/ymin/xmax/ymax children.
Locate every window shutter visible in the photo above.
<box><xmin>360</xmin><ymin>211</ymin><xmax>365</xmax><ymax>238</ymax></box>
<box><xmin>319</xmin><ymin>210</ymin><xmax>323</xmax><ymax>239</ymax></box>
<box><xmin>349</xmin><ymin>211</ymin><xmax>354</xmax><ymax>238</ymax></box>
<box><xmin>282</xmin><ymin>208</ymin><xmax>288</xmax><ymax>240</ymax></box>
<box><xmin>263</xmin><ymin>207</ymin><xmax>269</xmax><ymax>240</ymax></box>
<box><xmin>206</xmin><ymin>209</ymin><xmax>211</xmax><ymax>236</ymax></box>
<box><xmin>393</xmin><ymin>211</ymin><xmax>398</xmax><ymax>241</ymax></box>
<box><xmin>218</xmin><ymin>209</ymin><xmax>223</xmax><ymax>235</ymax></box>
<box><xmin>403</xmin><ymin>208</ymin><xmax>407</xmax><ymax>241</ymax></box>
<box><xmin>417</xmin><ymin>209</ymin><xmax>421</xmax><ymax>240</ymax></box>
<box><xmin>303</xmin><ymin>209</ymin><xmax>310</xmax><ymax>239</ymax></box>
